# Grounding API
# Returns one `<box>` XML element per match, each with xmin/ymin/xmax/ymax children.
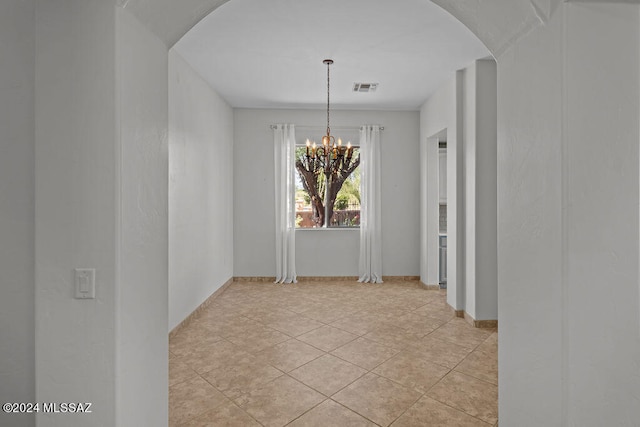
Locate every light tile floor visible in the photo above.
<box><xmin>169</xmin><ymin>280</ymin><xmax>498</xmax><ymax>426</ymax></box>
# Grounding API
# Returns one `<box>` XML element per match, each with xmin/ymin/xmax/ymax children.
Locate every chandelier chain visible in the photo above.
<box><xmin>326</xmin><ymin>60</ymin><xmax>330</xmax><ymax>137</ymax></box>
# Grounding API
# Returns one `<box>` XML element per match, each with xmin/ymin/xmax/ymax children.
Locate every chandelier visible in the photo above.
<box><xmin>295</xmin><ymin>59</ymin><xmax>360</xmax><ymax>227</ymax></box>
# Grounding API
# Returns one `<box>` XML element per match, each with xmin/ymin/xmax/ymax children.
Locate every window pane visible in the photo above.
<box><xmin>294</xmin><ymin>130</ymin><xmax>360</xmax><ymax>228</ymax></box>
<box><xmin>330</xmin><ymin>151</ymin><xmax>360</xmax><ymax>227</ymax></box>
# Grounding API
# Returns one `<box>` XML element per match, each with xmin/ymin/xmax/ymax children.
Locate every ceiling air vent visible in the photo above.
<box><xmin>353</xmin><ymin>83</ymin><xmax>378</xmax><ymax>93</ymax></box>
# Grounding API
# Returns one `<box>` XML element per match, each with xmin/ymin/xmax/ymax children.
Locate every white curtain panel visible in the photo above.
<box><xmin>358</xmin><ymin>125</ymin><xmax>383</xmax><ymax>283</ymax></box>
<box><xmin>273</xmin><ymin>124</ymin><xmax>297</xmax><ymax>283</ymax></box>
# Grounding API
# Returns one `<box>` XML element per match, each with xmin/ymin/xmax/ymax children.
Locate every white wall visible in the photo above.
<box><xmin>462</xmin><ymin>64</ymin><xmax>476</xmax><ymax>316</ymax></box>
<box><xmin>420</xmin><ymin>59</ymin><xmax>497</xmax><ymax>320</ymax></box>
<box><xmin>0</xmin><ymin>1</ymin><xmax>35</xmax><ymax>426</ymax></box>
<box><xmin>168</xmin><ymin>50</ymin><xmax>234</xmax><ymax>330</ymax></box>
<box><xmin>34</xmin><ymin>3</ymin><xmax>171</xmax><ymax>425</ymax></box>
<box><xmin>496</xmin><ymin>8</ymin><xmax>564</xmax><ymax>425</ymax></box>
<box><xmin>496</xmin><ymin>6</ymin><xmax>564</xmax><ymax>425</ymax></box>
<box><xmin>12</xmin><ymin>1</ymin><xmax>640</xmax><ymax>426</ymax></box>
<box><xmin>463</xmin><ymin>60</ymin><xmax>498</xmax><ymax>321</ymax></box>
<box><xmin>497</xmin><ymin>3</ymin><xmax>640</xmax><ymax>424</ymax></box>
<box><xmin>419</xmin><ymin>73</ymin><xmax>463</xmax><ymax>309</ymax></box>
<box><xmin>473</xmin><ymin>60</ymin><xmax>497</xmax><ymax>321</ymax></box>
<box><xmin>35</xmin><ymin>1</ymin><xmax>118</xmax><ymax>425</ymax></box>
<box><xmin>563</xmin><ymin>3</ymin><xmax>639</xmax><ymax>425</ymax></box>
<box><xmin>116</xmin><ymin>8</ymin><xmax>169</xmax><ymax>426</ymax></box>
<box><xmin>234</xmin><ymin>108</ymin><xmax>420</xmax><ymax>277</ymax></box>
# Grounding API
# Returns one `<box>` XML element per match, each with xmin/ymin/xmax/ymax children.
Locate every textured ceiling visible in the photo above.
<box><xmin>172</xmin><ymin>0</ymin><xmax>491</xmax><ymax>110</ymax></box>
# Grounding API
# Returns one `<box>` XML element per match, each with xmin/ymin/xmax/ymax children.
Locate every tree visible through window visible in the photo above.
<box><xmin>294</xmin><ymin>131</ymin><xmax>361</xmax><ymax>228</ymax></box>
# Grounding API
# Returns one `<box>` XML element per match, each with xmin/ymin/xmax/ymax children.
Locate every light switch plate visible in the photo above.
<box><xmin>74</xmin><ymin>268</ymin><xmax>95</xmax><ymax>299</ymax></box>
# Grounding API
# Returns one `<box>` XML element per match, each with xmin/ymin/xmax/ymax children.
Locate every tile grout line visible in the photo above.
<box><xmin>423</xmin><ymin>369</ymin><xmax>498</xmax><ymax>425</ymax></box>
<box><xmin>195</xmin><ymin>369</ymin><xmax>266</xmax><ymax>427</ymax></box>
<box><xmin>169</xmin><ymin>281</ymin><xmax>496</xmax><ymax>425</ymax></box>
<box><xmin>328</xmin><ymin>397</ymin><xmax>384</xmax><ymax>426</ymax></box>
<box><xmin>420</xmin><ymin>390</ymin><xmax>495</xmax><ymax>426</ymax></box>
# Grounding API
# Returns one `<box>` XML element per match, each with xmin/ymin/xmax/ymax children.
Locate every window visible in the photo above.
<box><xmin>294</xmin><ymin>129</ymin><xmax>361</xmax><ymax>228</ymax></box>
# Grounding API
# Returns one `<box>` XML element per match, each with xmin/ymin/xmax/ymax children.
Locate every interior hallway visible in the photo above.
<box><xmin>169</xmin><ymin>280</ymin><xmax>497</xmax><ymax>426</ymax></box>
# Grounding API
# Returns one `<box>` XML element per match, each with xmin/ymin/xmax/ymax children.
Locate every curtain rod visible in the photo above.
<box><xmin>270</xmin><ymin>125</ymin><xmax>384</xmax><ymax>131</ymax></box>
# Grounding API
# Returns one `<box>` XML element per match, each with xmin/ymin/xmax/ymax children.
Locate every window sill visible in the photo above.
<box><xmin>296</xmin><ymin>227</ymin><xmax>360</xmax><ymax>231</ymax></box>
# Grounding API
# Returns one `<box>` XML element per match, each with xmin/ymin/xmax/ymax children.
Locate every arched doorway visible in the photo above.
<box><xmin>28</xmin><ymin>1</ymin><xmax>640</xmax><ymax>426</ymax></box>
<box><xmin>116</xmin><ymin>1</ymin><xmax>640</xmax><ymax>424</ymax></box>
